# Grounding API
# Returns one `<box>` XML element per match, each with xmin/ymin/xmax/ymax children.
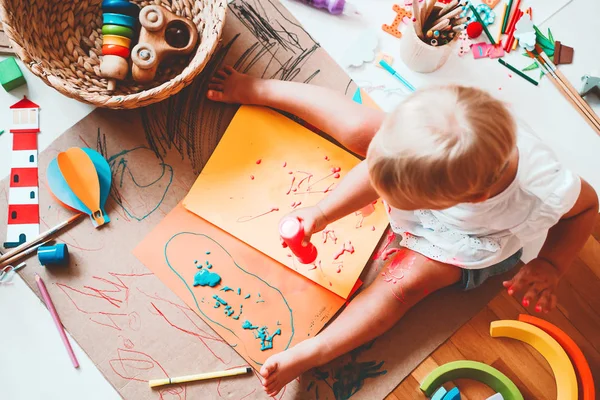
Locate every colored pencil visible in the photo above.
<box><xmin>412</xmin><ymin>0</ymin><xmax>424</xmax><ymax>39</ymax></box>
<box><xmin>438</xmin><ymin>0</ymin><xmax>459</xmax><ymax>16</ymax></box>
<box><xmin>35</xmin><ymin>274</ymin><xmax>79</xmax><ymax>368</ymax></box>
<box><xmin>149</xmin><ymin>367</ymin><xmax>252</xmax><ymax>388</ymax></box>
<box><xmin>430</xmin><ymin>6</ymin><xmax>464</xmax><ymax>27</ymax></box>
<box><xmin>505</xmin><ymin>0</ymin><xmax>522</xmax><ymax>34</ymax></box>
<box><xmin>497</xmin><ymin>3</ymin><xmax>508</xmax><ymax>43</ymax></box>
<box><xmin>504</xmin><ymin>9</ymin><xmax>522</xmax><ymax>51</ymax></box>
<box><xmin>468</xmin><ymin>5</ymin><xmax>495</xmax><ymax>44</ymax></box>
<box><xmin>0</xmin><ymin>239</ymin><xmax>53</xmax><ymax>268</ymax></box>
<box><xmin>0</xmin><ymin>214</ymin><xmax>83</xmax><ymax>267</ymax></box>
<box><xmin>430</xmin><ymin>19</ymin><xmax>450</xmax><ymax>32</ymax></box>
<box><xmin>502</xmin><ymin>0</ymin><xmax>514</xmax><ymax>33</ymax></box>
<box><xmin>379</xmin><ymin>60</ymin><xmax>416</xmax><ymax>92</ymax></box>
<box><xmin>497</xmin><ymin>59</ymin><xmax>538</xmax><ymax>86</ymax></box>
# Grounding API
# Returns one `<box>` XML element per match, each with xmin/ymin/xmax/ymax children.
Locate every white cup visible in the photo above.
<box><xmin>399</xmin><ymin>24</ymin><xmax>456</xmax><ymax>73</ymax></box>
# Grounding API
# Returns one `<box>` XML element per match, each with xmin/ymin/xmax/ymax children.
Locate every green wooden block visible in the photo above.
<box><xmin>0</xmin><ymin>57</ymin><xmax>26</xmax><ymax>91</ymax></box>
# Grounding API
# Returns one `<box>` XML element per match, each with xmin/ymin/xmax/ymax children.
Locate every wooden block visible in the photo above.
<box><xmin>382</xmin><ymin>4</ymin><xmax>412</xmax><ymax>39</ymax></box>
<box><xmin>553</xmin><ymin>40</ymin><xmax>574</xmax><ymax>65</ymax></box>
<box><xmin>0</xmin><ymin>56</ymin><xmax>26</xmax><ymax>91</ymax></box>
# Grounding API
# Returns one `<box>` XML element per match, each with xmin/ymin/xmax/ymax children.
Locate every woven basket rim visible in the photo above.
<box><xmin>0</xmin><ymin>0</ymin><xmax>228</xmax><ymax>109</ymax></box>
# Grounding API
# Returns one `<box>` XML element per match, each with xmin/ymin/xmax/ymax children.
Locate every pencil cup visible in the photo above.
<box><xmin>399</xmin><ymin>25</ymin><xmax>456</xmax><ymax>73</ymax></box>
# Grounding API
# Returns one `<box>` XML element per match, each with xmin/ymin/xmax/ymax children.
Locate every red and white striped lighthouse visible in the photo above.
<box><xmin>4</xmin><ymin>96</ymin><xmax>40</xmax><ymax>248</ymax></box>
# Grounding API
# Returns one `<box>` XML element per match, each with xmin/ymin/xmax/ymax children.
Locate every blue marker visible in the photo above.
<box><xmin>378</xmin><ymin>60</ymin><xmax>416</xmax><ymax>92</ymax></box>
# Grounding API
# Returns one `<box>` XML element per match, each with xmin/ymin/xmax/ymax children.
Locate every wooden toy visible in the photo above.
<box><xmin>443</xmin><ymin>387</ymin><xmax>461</xmax><ymax>400</ymax></box>
<box><xmin>382</xmin><ymin>4</ymin><xmax>412</xmax><ymax>39</ymax></box>
<box><xmin>490</xmin><ymin>320</ymin><xmax>578</xmax><ymax>400</ymax></box>
<box><xmin>100</xmin><ymin>0</ymin><xmax>140</xmax><ymax>91</ymax></box>
<box><xmin>431</xmin><ymin>386</ymin><xmax>448</xmax><ymax>400</ymax></box>
<box><xmin>518</xmin><ymin>315</ymin><xmax>595</xmax><ymax>400</ymax></box>
<box><xmin>553</xmin><ymin>40</ymin><xmax>574</xmax><ymax>65</ymax></box>
<box><xmin>580</xmin><ymin>75</ymin><xmax>600</xmax><ymax>97</ymax></box>
<box><xmin>131</xmin><ymin>5</ymin><xmax>198</xmax><ymax>83</ymax></box>
<box><xmin>420</xmin><ymin>360</ymin><xmax>523</xmax><ymax>400</ymax></box>
<box><xmin>0</xmin><ymin>56</ymin><xmax>26</xmax><ymax>91</ymax></box>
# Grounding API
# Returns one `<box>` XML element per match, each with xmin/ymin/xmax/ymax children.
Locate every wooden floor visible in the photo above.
<box><xmin>387</xmin><ymin>215</ymin><xmax>600</xmax><ymax>400</ymax></box>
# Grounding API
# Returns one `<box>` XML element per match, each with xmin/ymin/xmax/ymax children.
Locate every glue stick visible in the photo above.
<box><xmin>279</xmin><ymin>217</ymin><xmax>318</xmax><ymax>264</ymax></box>
<box><xmin>292</xmin><ymin>0</ymin><xmax>358</xmax><ymax>15</ymax></box>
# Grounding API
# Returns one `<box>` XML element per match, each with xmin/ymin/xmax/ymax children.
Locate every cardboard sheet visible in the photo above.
<box><xmin>183</xmin><ymin>106</ymin><xmax>389</xmax><ymax>299</ymax></box>
<box><xmin>1</xmin><ymin>1</ymin><xmax>516</xmax><ymax>399</ymax></box>
<box><xmin>133</xmin><ymin>203</ymin><xmax>345</xmax><ymax>367</ymax></box>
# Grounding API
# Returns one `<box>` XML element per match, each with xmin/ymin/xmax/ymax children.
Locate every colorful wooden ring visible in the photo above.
<box><xmin>443</xmin><ymin>387</ymin><xmax>461</xmax><ymax>400</ymax></box>
<box><xmin>102</xmin><ymin>24</ymin><xmax>135</xmax><ymax>39</ymax></box>
<box><xmin>102</xmin><ymin>13</ymin><xmax>136</xmax><ymax>29</ymax></box>
<box><xmin>101</xmin><ymin>0</ymin><xmax>140</xmax><ymax>17</ymax></box>
<box><xmin>102</xmin><ymin>34</ymin><xmax>131</xmax><ymax>48</ymax></box>
<box><xmin>475</xmin><ymin>3</ymin><xmax>495</xmax><ymax>25</ymax></box>
<box><xmin>102</xmin><ymin>44</ymin><xmax>130</xmax><ymax>58</ymax></box>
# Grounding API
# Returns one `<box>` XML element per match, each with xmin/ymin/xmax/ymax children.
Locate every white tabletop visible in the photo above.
<box><xmin>1</xmin><ymin>1</ymin><xmax>598</xmax><ymax>399</ymax></box>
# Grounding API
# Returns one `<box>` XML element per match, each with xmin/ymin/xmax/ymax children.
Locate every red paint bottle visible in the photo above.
<box><xmin>279</xmin><ymin>217</ymin><xmax>318</xmax><ymax>264</ymax></box>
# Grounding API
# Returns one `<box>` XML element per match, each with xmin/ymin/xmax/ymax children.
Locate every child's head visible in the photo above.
<box><xmin>367</xmin><ymin>85</ymin><xmax>516</xmax><ymax>210</ymax></box>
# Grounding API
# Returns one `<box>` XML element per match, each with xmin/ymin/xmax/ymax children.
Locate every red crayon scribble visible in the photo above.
<box><xmin>286</xmin><ymin>176</ymin><xmax>296</xmax><ymax>195</ymax></box>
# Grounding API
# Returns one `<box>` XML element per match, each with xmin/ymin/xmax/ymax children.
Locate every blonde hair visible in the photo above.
<box><xmin>367</xmin><ymin>85</ymin><xmax>516</xmax><ymax>208</ymax></box>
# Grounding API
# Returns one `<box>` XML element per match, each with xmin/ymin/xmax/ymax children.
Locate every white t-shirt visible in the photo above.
<box><xmin>387</xmin><ymin>127</ymin><xmax>581</xmax><ymax>269</ymax></box>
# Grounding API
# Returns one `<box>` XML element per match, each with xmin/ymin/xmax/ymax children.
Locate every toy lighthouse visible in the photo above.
<box><xmin>4</xmin><ymin>96</ymin><xmax>40</xmax><ymax>248</ymax></box>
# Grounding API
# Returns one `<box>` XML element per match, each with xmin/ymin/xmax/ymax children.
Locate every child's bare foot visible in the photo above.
<box><xmin>259</xmin><ymin>339</ymin><xmax>320</xmax><ymax>397</ymax></box>
<box><xmin>206</xmin><ymin>66</ymin><xmax>262</xmax><ymax>104</ymax></box>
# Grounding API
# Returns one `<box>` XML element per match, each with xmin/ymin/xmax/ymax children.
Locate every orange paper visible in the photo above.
<box><xmin>183</xmin><ymin>106</ymin><xmax>389</xmax><ymax>298</ymax></box>
<box><xmin>133</xmin><ymin>204</ymin><xmax>345</xmax><ymax>367</ymax></box>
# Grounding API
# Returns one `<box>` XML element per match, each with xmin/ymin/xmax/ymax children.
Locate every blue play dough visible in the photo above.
<box><xmin>193</xmin><ymin>269</ymin><xmax>221</xmax><ymax>287</ymax></box>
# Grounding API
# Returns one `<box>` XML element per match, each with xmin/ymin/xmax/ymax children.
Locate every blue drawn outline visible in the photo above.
<box><xmin>164</xmin><ymin>232</ymin><xmax>295</xmax><ymax>364</ymax></box>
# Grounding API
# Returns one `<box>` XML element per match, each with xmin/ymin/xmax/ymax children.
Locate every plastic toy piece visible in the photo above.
<box><xmin>442</xmin><ymin>387</ymin><xmax>461</xmax><ymax>400</ymax></box>
<box><xmin>518</xmin><ymin>314</ymin><xmax>595</xmax><ymax>400</ymax></box>
<box><xmin>490</xmin><ymin>320</ymin><xmax>578</xmax><ymax>400</ymax></box>
<box><xmin>431</xmin><ymin>386</ymin><xmax>448</xmax><ymax>400</ymax></box>
<box><xmin>553</xmin><ymin>41</ymin><xmax>573</xmax><ymax>65</ymax></box>
<box><xmin>474</xmin><ymin>3</ymin><xmax>495</xmax><ymax>25</ymax></box>
<box><xmin>130</xmin><ymin>5</ymin><xmax>198</xmax><ymax>83</ymax></box>
<box><xmin>0</xmin><ymin>56</ymin><xmax>26</xmax><ymax>91</ymax></box>
<box><xmin>382</xmin><ymin>4</ymin><xmax>412</xmax><ymax>39</ymax></box>
<box><xmin>279</xmin><ymin>217</ymin><xmax>318</xmax><ymax>264</ymax></box>
<box><xmin>419</xmin><ymin>360</ymin><xmax>523</xmax><ymax>400</ymax></box>
<box><xmin>38</xmin><ymin>243</ymin><xmax>69</xmax><ymax>266</ymax></box>
<box><xmin>580</xmin><ymin>75</ymin><xmax>600</xmax><ymax>97</ymax></box>
<box><xmin>100</xmin><ymin>0</ymin><xmax>139</xmax><ymax>91</ymax></box>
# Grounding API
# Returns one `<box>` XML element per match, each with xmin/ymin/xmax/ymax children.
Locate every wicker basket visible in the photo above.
<box><xmin>0</xmin><ymin>0</ymin><xmax>227</xmax><ymax>109</ymax></box>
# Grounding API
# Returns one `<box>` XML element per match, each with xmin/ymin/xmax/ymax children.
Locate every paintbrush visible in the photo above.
<box><xmin>0</xmin><ymin>239</ymin><xmax>54</xmax><ymax>269</ymax></box>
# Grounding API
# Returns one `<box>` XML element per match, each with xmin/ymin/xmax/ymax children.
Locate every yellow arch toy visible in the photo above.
<box><xmin>419</xmin><ymin>360</ymin><xmax>523</xmax><ymax>400</ymax></box>
<box><xmin>490</xmin><ymin>320</ymin><xmax>578</xmax><ymax>400</ymax></box>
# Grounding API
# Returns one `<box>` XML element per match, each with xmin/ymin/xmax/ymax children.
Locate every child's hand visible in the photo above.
<box><xmin>280</xmin><ymin>206</ymin><xmax>329</xmax><ymax>246</ymax></box>
<box><xmin>503</xmin><ymin>258</ymin><xmax>560</xmax><ymax>313</ymax></box>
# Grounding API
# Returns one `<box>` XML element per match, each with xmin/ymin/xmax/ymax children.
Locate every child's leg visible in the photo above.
<box><xmin>259</xmin><ymin>250</ymin><xmax>462</xmax><ymax>396</ymax></box>
<box><xmin>207</xmin><ymin>66</ymin><xmax>385</xmax><ymax>156</ymax></box>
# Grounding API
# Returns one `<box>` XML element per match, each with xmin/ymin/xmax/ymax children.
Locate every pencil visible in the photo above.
<box><xmin>379</xmin><ymin>60</ymin><xmax>416</xmax><ymax>92</ymax></box>
<box><xmin>497</xmin><ymin>59</ymin><xmax>538</xmax><ymax>86</ymax></box>
<box><xmin>412</xmin><ymin>0</ymin><xmax>424</xmax><ymax>39</ymax></box>
<box><xmin>502</xmin><ymin>0</ymin><xmax>513</xmax><ymax>33</ymax></box>
<box><xmin>0</xmin><ymin>239</ymin><xmax>53</xmax><ymax>268</ymax></box>
<box><xmin>469</xmin><ymin>4</ymin><xmax>495</xmax><ymax>44</ymax></box>
<box><xmin>0</xmin><ymin>214</ymin><xmax>83</xmax><ymax>267</ymax></box>
<box><xmin>497</xmin><ymin>3</ymin><xmax>508</xmax><ymax>43</ymax></box>
<box><xmin>149</xmin><ymin>367</ymin><xmax>252</xmax><ymax>388</ymax></box>
<box><xmin>35</xmin><ymin>274</ymin><xmax>79</xmax><ymax>368</ymax></box>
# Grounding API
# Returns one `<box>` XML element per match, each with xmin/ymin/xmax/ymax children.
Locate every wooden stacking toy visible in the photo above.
<box><xmin>131</xmin><ymin>5</ymin><xmax>198</xmax><ymax>83</ymax></box>
<box><xmin>100</xmin><ymin>0</ymin><xmax>140</xmax><ymax>91</ymax></box>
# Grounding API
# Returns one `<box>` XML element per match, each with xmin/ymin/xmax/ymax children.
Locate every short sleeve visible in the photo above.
<box><xmin>512</xmin><ymin>135</ymin><xmax>581</xmax><ymax>242</ymax></box>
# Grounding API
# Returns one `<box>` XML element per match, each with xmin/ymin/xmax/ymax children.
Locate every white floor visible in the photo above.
<box><xmin>1</xmin><ymin>0</ymin><xmax>598</xmax><ymax>399</ymax></box>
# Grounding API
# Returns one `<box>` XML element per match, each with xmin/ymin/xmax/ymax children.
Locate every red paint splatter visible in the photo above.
<box><xmin>382</xmin><ymin>247</ymin><xmax>401</xmax><ymax>260</ymax></box>
<box><xmin>333</xmin><ymin>241</ymin><xmax>355</xmax><ymax>260</ymax></box>
<box><xmin>256</xmin><ymin>159</ymin><xmax>262</xmax><ymax>164</ymax></box>
<box><xmin>333</xmin><ymin>173</ymin><xmax>340</xmax><ymax>179</ymax></box>
<box><xmin>237</xmin><ymin>207</ymin><xmax>279</xmax><ymax>223</ymax></box>
<box><xmin>373</xmin><ymin>229</ymin><xmax>396</xmax><ymax>260</ymax></box>
<box><xmin>250</xmin><ymin>175</ymin><xmax>254</xmax><ymax>180</ymax></box>
<box><xmin>322</xmin><ymin>229</ymin><xmax>338</xmax><ymax>244</ymax></box>
<box><xmin>324</xmin><ymin>155</ymin><xmax>329</xmax><ymax>161</ymax></box>
<box><xmin>286</xmin><ymin>176</ymin><xmax>296</xmax><ymax>195</ymax></box>
<box><xmin>508</xmin><ymin>74</ymin><xmax>513</xmax><ymax>78</ymax></box>
<box><xmin>282</xmin><ymin>161</ymin><xmax>287</xmax><ymax>168</ymax></box>
<box><xmin>371</xmin><ymin>226</ymin><xmax>376</xmax><ymax>231</ymax></box>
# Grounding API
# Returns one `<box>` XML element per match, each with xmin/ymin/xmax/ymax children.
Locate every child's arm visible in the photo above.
<box><xmin>504</xmin><ymin>179</ymin><xmax>599</xmax><ymax>312</ymax></box>
<box><xmin>210</xmin><ymin>67</ymin><xmax>385</xmax><ymax>156</ymax></box>
<box><xmin>281</xmin><ymin>161</ymin><xmax>379</xmax><ymax>245</ymax></box>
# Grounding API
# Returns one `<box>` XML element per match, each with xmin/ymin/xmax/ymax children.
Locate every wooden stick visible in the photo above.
<box><xmin>497</xmin><ymin>3</ymin><xmax>508</xmax><ymax>43</ymax></box>
<box><xmin>149</xmin><ymin>367</ymin><xmax>252</xmax><ymax>388</ymax></box>
<box><xmin>0</xmin><ymin>239</ymin><xmax>53</xmax><ymax>269</ymax></box>
<box><xmin>430</xmin><ymin>6</ymin><xmax>464</xmax><ymax>28</ymax></box>
<box><xmin>0</xmin><ymin>214</ymin><xmax>84</xmax><ymax>265</ymax></box>
<box><xmin>438</xmin><ymin>0</ymin><xmax>459</xmax><ymax>16</ymax></box>
<box><xmin>412</xmin><ymin>0</ymin><xmax>424</xmax><ymax>39</ymax></box>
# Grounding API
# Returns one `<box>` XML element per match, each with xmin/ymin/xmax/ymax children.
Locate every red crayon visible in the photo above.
<box><xmin>279</xmin><ymin>217</ymin><xmax>318</xmax><ymax>264</ymax></box>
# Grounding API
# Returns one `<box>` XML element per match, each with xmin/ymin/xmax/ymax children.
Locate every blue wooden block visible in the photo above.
<box><xmin>442</xmin><ymin>387</ymin><xmax>461</xmax><ymax>400</ymax></box>
<box><xmin>431</xmin><ymin>387</ymin><xmax>448</xmax><ymax>400</ymax></box>
<box><xmin>0</xmin><ymin>57</ymin><xmax>26</xmax><ymax>91</ymax></box>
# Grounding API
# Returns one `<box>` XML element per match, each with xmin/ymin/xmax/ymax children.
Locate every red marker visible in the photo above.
<box><xmin>279</xmin><ymin>217</ymin><xmax>318</xmax><ymax>264</ymax></box>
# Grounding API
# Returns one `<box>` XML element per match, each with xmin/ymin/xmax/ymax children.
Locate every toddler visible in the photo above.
<box><xmin>207</xmin><ymin>66</ymin><xmax>598</xmax><ymax>396</ymax></box>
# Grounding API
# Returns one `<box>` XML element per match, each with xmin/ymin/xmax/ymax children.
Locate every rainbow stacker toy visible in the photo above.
<box><xmin>100</xmin><ymin>0</ymin><xmax>140</xmax><ymax>91</ymax></box>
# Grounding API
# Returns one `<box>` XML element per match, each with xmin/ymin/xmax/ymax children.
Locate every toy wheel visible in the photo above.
<box><xmin>131</xmin><ymin>43</ymin><xmax>157</xmax><ymax>69</ymax></box>
<box><xmin>139</xmin><ymin>5</ymin><xmax>164</xmax><ymax>32</ymax></box>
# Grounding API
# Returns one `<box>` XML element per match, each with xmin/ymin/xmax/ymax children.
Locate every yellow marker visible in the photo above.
<box><xmin>149</xmin><ymin>366</ymin><xmax>252</xmax><ymax>388</ymax></box>
<box><xmin>102</xmin><ymin>34</ymin><xmax>131</xmax><ymax>48</ymax></box>
<box><xmin>490</xmin><ymin>320</ymin><xmax>578</xmax><ymax>400</ymax></box>
<box><xmin>497</xmin><ymin>3</ymin><xmax>508</xmax><ymax>43</ymax></box>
